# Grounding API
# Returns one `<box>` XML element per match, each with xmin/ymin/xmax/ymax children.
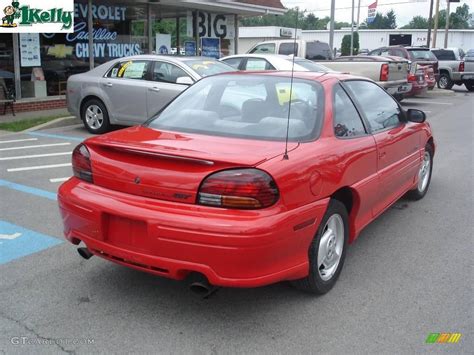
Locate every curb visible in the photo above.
<box><xmin>22</xmin><ymin>116</ymin><xmax>80</xmax><ymax>133</ymax></box>
<box><xmin>422</xmin><ymin>89</ymin><xmax>455</xmax><ymax>97</ymax></box>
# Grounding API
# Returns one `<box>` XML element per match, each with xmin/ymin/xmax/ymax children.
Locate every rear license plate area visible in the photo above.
<box><xmin>104</xmin><ymin>214</ymin><xmax>148</xmax><ymax>252</ymax></box>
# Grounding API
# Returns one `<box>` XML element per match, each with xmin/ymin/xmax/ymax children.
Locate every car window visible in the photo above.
<box><xmin>148</xmin><ymin>74</ymin><xmax>325</xmax><ymax>142</ymax></box>
<box><xmin>369</xmin><ymin>49</ymin><xmax>382</xmax><ymax>56</ymax></box>
<box><xmin>244</xmin><ymin>58</ymin><xmax>275</xmax><ymax>70</ymax></box>
<box><xmin>431</xmin><ymin>49</ymin><xmax>456</xmax><ymax>61</ymax></box>
<box><xmin>279</xmin><ymin>43</ymin><xmax>298</xmax><ymax>55</ymax></box>
<box><xmin>408</xmin><ymin>49</ymin><xmax>437</xmax><ymax>61</ymax></box>
<box><xmin>391</xmin><ymin>49</ymin><xmax>406</xmax><ymax>58</ymax></box>
<box><xmin>108</xmin><ymin>61</ymin><xmax>149</xmax><ymax>80</ymax></box>
<box><xmin>380</xmin><ymin>49</ymin><xmax>391</xmax><ymax>56</ymax></box>
<box><xmin>333</xmin><ymin>84</ymin><xmax>366</xmax><ymax>138</ymax></box>
<box><xmin>249</xmin><ymin>43</ymin><xmax>276</xmax><ymax>54</ymax></box>
<box><xmin>184</xmin><ymin>59</ymin><xmax>235</xmax><ymax>77</ymax></box>
<box><xmin>344</xmin><ymin>80</ymin><xmax>401</xmax><ymax>133</ymax></box>
<box><xmin>306</xmin><ymin>42</ymin><xmax>333</xmax><ymax>60</ymax></box>
<box><xmin>293</xmin><ymin>59</ymin><xmax>332</xmax><ymax>72</ymax></box>
<box><xmin>221</xmin><ymin>57</ymin><xmax>242</xmax><ymax>69</ymax></box>
<box><xmin>152</xmin><ymin>61</ymin><xmax>190</xmax><ymax>84</ymax></box>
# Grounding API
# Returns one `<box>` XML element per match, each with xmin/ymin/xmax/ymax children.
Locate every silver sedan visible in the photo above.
<box><xmin>67</xmin><ymin>55</ymin><xmax>235</xmax><ymax>133</ymax></box>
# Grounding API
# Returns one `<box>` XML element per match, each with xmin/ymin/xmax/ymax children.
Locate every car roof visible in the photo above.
<box><xmin>215</xmin><ymin>70</ymin><xmax>361</xmax><ymax>83</ymax></box>
<box><xmin>223</xmin><ymin>54</ymin><xmax>295</xmax><ymax>60</ymax></box>
<box><xmin>115</xmin><ymin>55</ymin><xmax>219</xmax><ymax>62</ymax></box>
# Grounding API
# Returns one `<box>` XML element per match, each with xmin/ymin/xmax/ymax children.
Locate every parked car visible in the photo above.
<box><xmin>431</xmin><ymin>48</ymin><xmax>474</xmax><ymax>91</ymax></box>
<box><xmin>369</xmin><ymin>46</ymin><xmax>439</xmax><ymax>83</ymax></box>
<box><xmin>405</xmin><ymin>68</ymin><xmax>428</xmax><ymax>99</ymax></box>
<box><xmin>420</xmin><ymin>65</ymin><xmax>436</xmax><ymax>90</ymax></box>
<box><xmin>66</xmin><ymin>55</ymin><xmax>235</xmax><ymax>134</ymax></box>
<box><xmin>247</xmin><ymin>39</ymin><xmax>334</xmax><ymax>60</ymax></box>
<box><xmin>322</xmin><ymin>55</ymin><xmax>411</xmax><ymax>100</ymax></box>
<box><xmin>59</xmin><ymin>71</ymin><xmax>435</xmax><ymax>295</ymax></box>
<box><xmin>220</xmin><ymin>54</ymin><xmax>334</xmax><ymax>72</ymax></box>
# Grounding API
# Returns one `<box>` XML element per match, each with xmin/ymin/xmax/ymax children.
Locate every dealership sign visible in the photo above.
<box><xmin>187</xmin><ymin>11</ymin><xmax>235</xmax><ymax>39</ymax></box>
<box><xmin>367</xmin><ymin>1</ymin><xmax>377</xmax><ymax>24</ymax></box>
<box><xmin>0</xmin><ymin>0</ymin><xmax>74</xmax><ymax>32</ymax></box>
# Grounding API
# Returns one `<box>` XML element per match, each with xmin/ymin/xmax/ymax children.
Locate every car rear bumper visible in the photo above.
<box><xmin>405</xmin><ymin>81</ymin><xmax>428</xmax><ymax>96</ymax></box>
<box><xmin>58</xmin><ymin>178</ymin><xmax>329</xmax><ymax>288</ymax></box>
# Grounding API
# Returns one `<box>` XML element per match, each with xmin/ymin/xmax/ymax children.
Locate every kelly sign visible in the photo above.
<box><xmin>0</xmin><ymin>0</ymin><xmax>74</xmax><ymax>33</ymax></box>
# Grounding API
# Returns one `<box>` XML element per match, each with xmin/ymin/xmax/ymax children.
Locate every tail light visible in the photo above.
<box><xmin>198</xmin><ymin>169</ymin><xmax>279</xmax><ymax>209</ymax></box>
<box><xmin>459</xmin><ymin>61</ymin><xmax>464</xmax><ymax>72</ymax></box>
<box><xmin>380</xmin><ymin>63</ymin><xmax>389</xmax><ymax>81</ymax></box>
<box><xmin>72</xmin><ymin>144</ymin><xmax>93</xmax><ymax>183</ymax></box>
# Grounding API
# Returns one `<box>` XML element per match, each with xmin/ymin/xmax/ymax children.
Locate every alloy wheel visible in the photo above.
<box><xmin>317</xmin><ymin>214</ymin><xmax>345</xmax><ymax>281</ymax></box>
<box><xmin>85</xmin><ymin>105</ymin><xmax>104</xmax><ymax>130</ymax></box>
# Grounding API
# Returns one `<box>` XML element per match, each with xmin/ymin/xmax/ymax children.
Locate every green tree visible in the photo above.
<box><xmin>367</xmin><ymin>10</ymin><xmax>397</xmax><ymax>29</ymax></box>
<box><xmin>341</xmin><ymin>32</ymin><xmax>359</xmax><ymax>56</ymax></box>
<box><xmin>402</xmin><ymin>16</ymin><xmax>429</xmax><ymax>29</ymax></box>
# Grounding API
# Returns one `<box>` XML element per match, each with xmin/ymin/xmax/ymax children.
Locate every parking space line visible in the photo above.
<box><xmin>403</xmin><ymin>100</ymin><xmax>453</xmax><ymax>105</ymax></box>
<box><xmin>28</xmin><ymin>132</ymin><xmax>84</xmax><ymax>142</ymax></box>
<box><xmin>50</xmin><ymin>177</ymin><xmax>71</xmax><ymax>183</ymax></box>
<box><xmin>0</xmin><ymin>220</ymin><xmax>62</xmax><ymax>265</ymax></box>
<box><xmin>0</xmin><ymin>179</ymin><xmax>57</xmax><ymax>200</ymax></box>
<box><xmin>0</xmin><ymin>152</ymin><xmax>72</xmax><ymax>161</ymax></box>
<box><xmin>0</xmin><ymin>143</ymin><xmax>71</xmax><ymax>152</ymax></box>
<box><xmin>0</xmin><ymin>138</ymin><xmax>38</xmax><ymax>144</ymax></box>
<box><xmin>7</xmin><ymin>163</ymin><xmax>72</xmax><ymax>172</ymax></box>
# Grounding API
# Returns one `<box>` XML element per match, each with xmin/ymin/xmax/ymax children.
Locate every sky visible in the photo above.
<box><xmin>280</xmin><ymin>0</ymin><xmax>474</xmax><ymax>27</ymax></box>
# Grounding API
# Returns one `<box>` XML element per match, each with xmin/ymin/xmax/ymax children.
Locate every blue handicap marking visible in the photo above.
<box><xmin>0</xmin><ymin>221</ymin><xmax>63</xmax><ymax>265</ymax></box>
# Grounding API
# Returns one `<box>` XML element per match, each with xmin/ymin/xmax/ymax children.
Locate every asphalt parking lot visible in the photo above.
<box><xmin>0</xmin><ymin>88</ymin><xmax>472</xmax><ymax>354</ymax></box>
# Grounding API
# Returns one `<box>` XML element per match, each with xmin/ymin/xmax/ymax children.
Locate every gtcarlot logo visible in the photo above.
<box><xmin>11</xmin><ymin>336</ymin><xmax>95</xmax><ymax>346</ymax></box>
<box><xmin>1</xmin><ymin>0</ymin><xmax>74</xmax><ymax>33</ymax></box>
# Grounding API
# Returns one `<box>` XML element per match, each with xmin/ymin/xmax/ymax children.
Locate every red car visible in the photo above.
<box><xmin>58</xmin><ymin>72</ymin><xmax>435</xmax><ymax>295</ymax></box>
<box><xmin>405</xmin><ymin>69</ymin><xmax>428</xmax><ymax>98</ymax></box>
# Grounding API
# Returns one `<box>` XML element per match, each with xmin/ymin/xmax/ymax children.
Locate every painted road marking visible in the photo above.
<box><xmin>0</xmin><ymin>152</ymin><xmax>72</xmax><ymax>161</ymax></box>
<box><xmin>0</xmin><ymin>138</ymin><xmax>38</xmax><ymax>144</ymax></box>
<box><xmin>50</xmin><ymin>177</ymin><xmax>70</xmax><ymax>183</ymax></box>
<box><xmin>0</xmin><ymin>221</ymin><xmax>62</xmax><ymax>264</ymax></box>
<box><xmin>7</xmin><ymin>163</ymin><xmax>72</xmax><ymax>172</ymax></box>
<box><xmin>0</xmin><ymin>232</ymin><xmax>22</xmax><ymax>240</ymax></box>
<box><xmin>0</xmin><ymin>143</ymin><xmax>71</xmax><ymax>152</ymax></box>
<box><xmin>28</xmin><ymin>132</ymin><xmax>84</xmax><ymax>142</ymax></box>
<box><xmin>0</xmin><ymin>179</ymin><xmax>57</xmax><ymax>200</ymax></box>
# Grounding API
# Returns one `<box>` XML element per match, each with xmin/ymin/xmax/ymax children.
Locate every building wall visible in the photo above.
<box><xmin>301</xmin><ymin>30</ymin><xmax>474</xmax><ymax>51</ymax></box>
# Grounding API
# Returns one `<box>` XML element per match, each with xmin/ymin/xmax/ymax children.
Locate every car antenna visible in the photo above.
<box><xmin>283</xmin><ymin>9</ymin><xmax>299</xmax><ymax>160</ymax></box>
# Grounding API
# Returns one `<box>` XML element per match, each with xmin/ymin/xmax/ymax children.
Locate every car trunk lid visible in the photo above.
<box><xmin>85</xmin><ymin>126</ymin><xmax>296</xmax><ymax>203</ymax></box>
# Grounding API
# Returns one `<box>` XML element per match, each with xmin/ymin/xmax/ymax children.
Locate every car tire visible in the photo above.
<box><xmin>437</xmin><ymin>73</ymin><xmax>454</xmax><ymax>90</ymax></box>
<box><xmin>81</xmin><ymin>99</ymin><xmax>111</xmax><ymax>134</ymax></box>
<box><xmin>291</xmin><ymin>199</ymin><xmax>349</xmax><ymax>294</ymax></box>
<box><xmin>465</xmin><ymin>82</ymin><xmax>474</xmax><ymax>92</ymax></box>
<box><xmin>407</xmin><ymin>143</ymin><xmax>433</xmax><ymax>200</ymax></box>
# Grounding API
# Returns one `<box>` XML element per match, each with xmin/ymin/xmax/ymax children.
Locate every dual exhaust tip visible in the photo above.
<box><xmin>77</xmin><ymin>247</ymin><xmax>218</xmax><ymax>298</ymax></box>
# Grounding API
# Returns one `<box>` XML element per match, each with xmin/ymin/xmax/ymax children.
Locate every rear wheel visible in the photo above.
<box><xmin>437</xmin><ymin>73</ymin><xmax>453</xmax><ymax>90</ymax></box>
<box><xmin>407</xmin><ymin>144</ymin><xmax>433</xmax><ymax>200</ymax></box>
<box><xmin>291</xmin><ymin>199</ymin><xmax>348</xmax><ymax>294</ymax></box>
<box><xmin>465</xmin><ymin>82</ymin><xmax>474</xmax><ymax>92</ymax></box>
<box><xmin>82</xmin><ymin>99</ymin><xmax>111</xmax><ymax>134</ymax></box>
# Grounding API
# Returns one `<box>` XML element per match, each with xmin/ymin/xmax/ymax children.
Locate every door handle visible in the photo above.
<box><xmin>104</xmin><ymin>82</ymin><xmax>113</xmax><ymax>87</ymax></box>
<box><xmin>149</xmin><ymin>87</ymin><xmax>160</xmax><ymax>93</ymax></box>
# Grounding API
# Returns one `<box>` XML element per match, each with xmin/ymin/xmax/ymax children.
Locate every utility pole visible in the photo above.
<box><xmin>444</xmin><ymin>0</ymin><xmax>450</xmax><ymax>48</ymax></box>
<box><xmin>329</xmin><ymin>0</ymin><xmax>336</xmax><ymax>57</ymax></box>
<box><xmin>356</xmin><ymin>0</ymin><xmax>362</xmax><ymax>30</ymax></box>
<box><xmin>350</xmin><ymin>0</ymin><xmax>355</xmax><ymax>55</ymax></box>
<box><xmin>427</xmin><ymin>0</ymin><xmax>434</xmax><ymax>47</ymax></box>
<box><xmin>432</xmin><ymin>0</ymin><xmax>440</xmax><ymax>48</ymax></box>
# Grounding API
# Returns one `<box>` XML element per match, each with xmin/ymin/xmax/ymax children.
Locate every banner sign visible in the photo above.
<box><xmin>0</xmin><ymin>0</ymin><xmax>74</xmax><ymax>33</ymax></box>
<box><xmin>184</xmin><ymin>41</ymin><xmax>196</xmax><ymax>56</ymax></box>
<box><xmin>187</xmin><ymin>11</ymin><xmax>235</xmax><ymax>39</ymax></box>
<box><xmin>201</xmin><ymin>38</ymin><xmax>220</xmax><ymax>59</ymax></box>
<box><xmin>367</xmin><ymin>1</ymin><xmax>378</xmax><ymax>24</ymax></box>
<box><xmin>19</xmin><ymin>33</ymin><xmax>41</xmax><ymax>66</ymax></box>
<box><xmin>156</xmin><ymin>34</ymin><xmax>171</xmax><ymax>55</ymax></box>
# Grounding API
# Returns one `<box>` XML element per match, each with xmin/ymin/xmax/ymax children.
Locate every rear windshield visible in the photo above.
<box><xmin>183</xmin><ymin>60</ymin><xmax>235</xmax><ymax>77</ymax></box>
<box><xmin>147</xmin><ymin>75</ymin><xmax>324</xmax><ymax>142</ymax></box>
<box><xmin>431</xmin><ymin>49</ymin><xmax>456</xmax><ymax>60</ymax></box>
<box><xmin>306</xmin><ymin>42</ymin><xmax>333</xmax><ymax>60</ymax></box>
<box><xmin>292</xmin><ymin>59</ymin><xmax>332</xmax><ymax>72</ymax></box>
<box><xmin>408</xmin><ymin>49</ymin><xmax>437</xmax><ymax>61</ymax></box>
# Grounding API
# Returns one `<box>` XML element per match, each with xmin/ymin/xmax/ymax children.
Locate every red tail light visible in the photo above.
<box><xmin>459</xmin><ymin>61</ymin><xmax>464</xmax><ymax>72</ymax></box>
<box><xmin>380</xmin><ymin>64</ymin><xmax>389</xmax><ymax>81</ymax></box>
<box><xmin>198</xmin><ymin>169</ymin><xmax>279</xmax><ymax>209</ymax></box>
<box><xmin>72</xmin><ymin>144</ymin><xmax>93</xmax><ymax>183</ymax></box>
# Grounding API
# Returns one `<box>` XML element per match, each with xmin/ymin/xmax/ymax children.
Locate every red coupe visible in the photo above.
<box><xmin>58</xmin><ymin>72</ymin><xmax>435</xmax><ymax>294</ymax></box>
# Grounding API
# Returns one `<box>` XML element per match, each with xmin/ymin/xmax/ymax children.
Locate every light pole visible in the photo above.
<box><xmin>427</xmin><ymin>0</ymin><xmax>434</xmax><ymax>47</ymax></box>
<box><xmin>432</xmin><ymin>0</ymin><xmax>440</xmax><ymax>48</ymax></box>
<box><xmin>329</xmin><ymin>0</ymin><xmax>336</xmax><ymax>57</ymax></box>
<box><xmin>444</xmin><ymin>0</ymin><xmax>450</xmax><ymax>48</ymax></box>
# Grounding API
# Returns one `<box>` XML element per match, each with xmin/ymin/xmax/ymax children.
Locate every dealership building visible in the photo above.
<box><xmin>0</xmin><ymin>0</ymin><xmax>285</xmax><ymax>113</ymax></box>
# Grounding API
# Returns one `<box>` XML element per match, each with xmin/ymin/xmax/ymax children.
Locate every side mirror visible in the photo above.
<box><xmin>406</xmin><ymin>109</ymin><xmax>426</xmax><ymax>123</ymax></box>
<box><xmin>176</xmin><ymin>76</ymin><xmax>194</xmax><ymax>85</ymax></box>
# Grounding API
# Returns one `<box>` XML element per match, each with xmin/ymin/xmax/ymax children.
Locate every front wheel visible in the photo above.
<box><xmin>82</xmin><ymin>99</ymin><xmax>111</xmax><ymax>134</ymax></box>
<box><xmin>291</xmin><ymin>199</ymin><xmax>349</xmax><ymax>294</ymax></box>
<box><xmin>407</xmin><ymin>144</ymin><xmax>433</xmax><ymax>200</ymax></box>
<box><xmin>437</xmin><ymin>73</ymin><xmax>454</xmax><ymax>90</ymax></box>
